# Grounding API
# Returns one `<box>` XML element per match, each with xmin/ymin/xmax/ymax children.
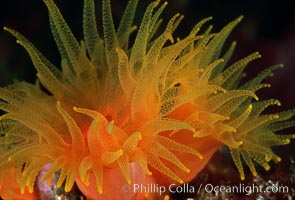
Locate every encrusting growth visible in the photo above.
<box><xmin>0</xmin><ymin>0</ymin><xmax>294</xmax><ymax>199</ymax></box>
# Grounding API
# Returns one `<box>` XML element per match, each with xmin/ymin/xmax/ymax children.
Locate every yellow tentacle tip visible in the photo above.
<box><xmin>240</xmin><ymin>174</ymin><xmax>245</xmax><ymax>180</ymax></box>
<box><xmin>20</xmin><ymin>187</ymin><xmax>25</xmax><ymax>195</ymax></box>
<box><xmin>237</xmin><ymin>15</ymin><xmax>244</xmax><ymax>22</ymax></box>
<box><xmin>264</xmin><ymin>165</ymin><xmax>271</xmax><ymax>171</ymax></box>
<box><xmin>131</xmin><ymin>25</ymin><xmax>138</xmax><ymax>32</ymax></box>
<box><xmin>174</xmin><ymin>13</ymin><xmax>180</xmax><ymax>18</ymax></box>
<box><xmin>135</xmin><ymin>132</ymin><xmax>142</xmax><ymax>140</ymax></box>
<box><xmin>64</xmin><ymin>185</ymin><xmax>72</xmax><ymax>193</ymax></box>
<box><xmin>270</xmin><ymin>114</ymin><xmax>279</xmax><ymax>120</ymax></box>
<box><xmin>283</xmin><ymin>139</ymin><xmax>290</xmax><ymax>144</ymax></box>
<box><xmin>125</xmin><ymin>176</ymin><xmax>132</xmax><ymax>185</ymax></box>
<box><xmin>254</xmin><ymin>51</ymin><xmax>262</xmax><ymax>58</ymax></box>
<box><xmin>252</xmin><ymin>171</ymin><xmax>258</xmax><ymax>177</ymax></box>
<box><xmin>178</xmin><ymin>179</ymin><xmax>184</xmax><ymax>184</ymax></box>
<box><xmin>115</xmin><ymin>47</ymin><xmax>123</xmax><ymax>54</ymax></box>
<box><xmin>185</xmin><ymin>168</ymin><xmax>190</xmax><ymax>173</ymax></box>
<box><xmin>254</xmin><ymin>95</ymin><xmax>259</xmax><ymax>101</ymax></box>
<box><xmin>118</xmin><ymin>149</ymin><xmax>124</xmax><ymax>156</ymax></box>
<box><xmin>28</xmin><ymin>186</ymin><xmax>34</xmax><ymax>194</ymax></box>
<box><xmin>167</xmin><ymin>33</ymin><xmax>174</xmax><ymax>44</ymax></box>
<box><xmin>198</xmin><ymin>154</ymin><xmax>204</xmax><ymax>159</ymax></box>
<box><xmin>275</xmin><ymin>156</ymin><xmax>282</xmax><ymax>162</ymax></box>
<box><xmin>265</xmin><ymin>155</ymin><xmax>271</xmax><ymax>162</ymax></box>
<box><xmin>73</xmin><ymin>106</ymin><xmax>78</xmax><ymax>111</ymax></box>
<box><xmin>98</xmin><ymin>186</ymin><xmax>103</xmax><ymax>194</ymax></box>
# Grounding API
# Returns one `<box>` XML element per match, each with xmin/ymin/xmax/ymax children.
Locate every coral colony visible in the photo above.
<box><xmin>0</xmin><ymin>0</ymin><xmax>294</xmax><ymax>199</ymax></box>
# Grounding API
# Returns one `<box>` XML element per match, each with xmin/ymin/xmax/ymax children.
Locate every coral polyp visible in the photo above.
<box><xmin>0</xmin><ymin>0</ymin><xmax>294</xmax><ymax>199</ymax></box>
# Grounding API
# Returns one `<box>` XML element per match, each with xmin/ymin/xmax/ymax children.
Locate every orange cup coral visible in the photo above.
<box><xmin>0</xmin><ymin>0</ymin><xmax>294</xmax><ymax>199</ymax></box>
<box><xmin>0</xmin><ymin>167</ymin><xmax>38</xmax><ymax>200</ymax></box>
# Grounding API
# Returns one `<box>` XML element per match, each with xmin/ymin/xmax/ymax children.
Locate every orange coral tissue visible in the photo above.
<box><xmin>0</xmin><ymin>0</ymin><xmax>295</xmax><ymax>199</ymax></box>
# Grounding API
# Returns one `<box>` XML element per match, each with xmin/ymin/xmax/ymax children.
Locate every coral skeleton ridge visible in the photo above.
<box><xmin>0</xmin><ymin>0</ymin><xmax>294</xmax><ymax>199</ymax></box>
